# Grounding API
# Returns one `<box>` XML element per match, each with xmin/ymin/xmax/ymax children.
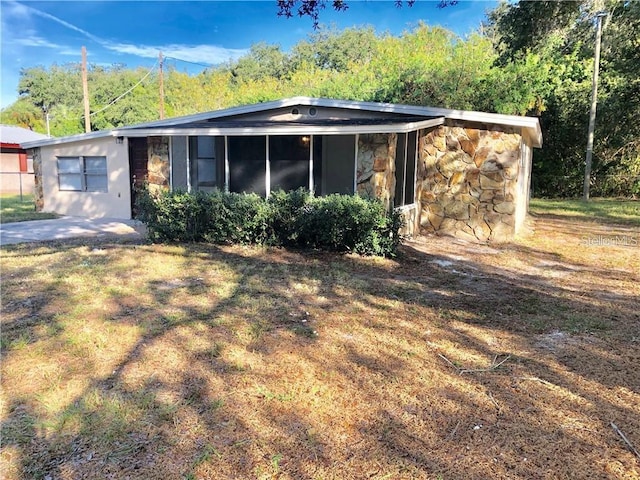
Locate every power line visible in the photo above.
<box><xmin>163</xmin><ymin>55</ymin><xmax>215</xmax><ymax>68</ymax></box>
<box><xmin>88</xmin><ymin>61</ymin><xmax>158</xmax><ymax>117</ymax></box>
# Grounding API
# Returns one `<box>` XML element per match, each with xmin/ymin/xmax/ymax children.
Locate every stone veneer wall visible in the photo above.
<box><xmin>32</xmin><ymin>147</ymin><xmax>44</xmax><ymax>211</ymax></box>
<box><xmin>417</xmin><ymin>125</ymin><xmax>522</xmax><ymax>242</ymax></box>
<box><xmin>147</xmin><ymin>136</ymin><xmax>170</xmax><ymax>193</ymax></box>
<box><xmin>356</xmin><ymin>133</ymin><xmax>397</xmax><ymax>211</ymax></box>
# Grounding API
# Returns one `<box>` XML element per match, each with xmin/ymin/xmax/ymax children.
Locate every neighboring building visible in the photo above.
<box><xmin>1</xmin><ymin>124</ymin><xmax>49</xmax><ymax>195</ymax></box>
<box><xmin>21</xmin><ymin>97</ymin><xmax>542</xmax><ymax>242</ymax></box>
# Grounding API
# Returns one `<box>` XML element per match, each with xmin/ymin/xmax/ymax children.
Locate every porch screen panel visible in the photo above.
<box><xmin>171</xmin><ymin>137</ymin><xmax>188</xmax><ymax>190</ymax></box>
<box><xmin>189</xmin><ymin>136</ymin><xmax>222</xmax><ymax>191</ymax></box>
<box><xmin>228</xmin><ymin>136</ymin><xmax>266</xmax><ymax>196</ymax></box>
<box><xmin>269</xmin><ymin>135</ymin><xmax>310</xmax><ymax>192</ymax></box>
<box><xmin>394</xmin><ymin>133</ymin><xmax>407</xmax><ymax>205</ymax></box>
<box><xmin>404</xmin><ymin>131</ymin><xmax>417</xmax><ymax>205</ymax></box>
<box><xmin>320</xmin><ymin>135</ymin><xmax>355</xmax><ymax>195</ymax></box>
<box><xmin>393</xmin><ymin>131</ymin><xmax>417</xmax><ymax>207</ymax></box>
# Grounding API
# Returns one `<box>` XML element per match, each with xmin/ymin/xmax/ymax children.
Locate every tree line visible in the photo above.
<box><xmin>2</xmin><ymin>0</ymin><xmax>638</xmax><ymax>197</ymax></box>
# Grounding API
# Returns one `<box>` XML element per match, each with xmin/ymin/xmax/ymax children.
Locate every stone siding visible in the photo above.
<box><xmin>147</xmin><ymin>136</ymin><xmax>170</xmax><ymax>193</ymax></box>
<box><xmin>417</xmin><ymin>125</ymin><xmax>522</xmax><ymax>242</ymax></box>
<box><xmin>32</xmin><ymin>147</ymin><xmax>44</xmax><ymax>211</ymax></box>
<box><xmin>356</xmin><ymin>133</ymin><xmax>397</xmax><ymax>211</ymax></box>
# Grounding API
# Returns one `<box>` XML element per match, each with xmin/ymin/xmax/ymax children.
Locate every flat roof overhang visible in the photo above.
<box><xmin>114</xmin><ymin>117</ymin><xmax>445</xmax><ymax>138</ymax></box>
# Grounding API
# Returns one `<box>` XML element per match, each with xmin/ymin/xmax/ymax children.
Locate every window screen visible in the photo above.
<box><xmin>228</xmin><ymin>136</ymin><xmax>266</xmax><ymax>196</ymax></box>
<box><xmin>269</xmin><ymin>135</ymin><xmax>310</xmax><ymax>192</ymax></box>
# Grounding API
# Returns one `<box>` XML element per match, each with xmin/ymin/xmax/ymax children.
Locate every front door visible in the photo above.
<box><xmin>128</xmin><ymin>137</ymin><xmax>148</xmax><ymax>217</ymax></box>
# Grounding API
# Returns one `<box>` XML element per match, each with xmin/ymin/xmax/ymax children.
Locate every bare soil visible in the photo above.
<box><xmin>1</xmin><ymin>212</ymin><xmax>639</xmax><ymax>479</ymax></box>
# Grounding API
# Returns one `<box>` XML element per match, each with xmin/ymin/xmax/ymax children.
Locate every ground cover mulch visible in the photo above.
<box><xmin>1</xmin><ymin>213</ymin><xmax>639</xmax><ymax>479</ymax></box>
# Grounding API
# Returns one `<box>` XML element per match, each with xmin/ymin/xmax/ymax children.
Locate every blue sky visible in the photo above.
<box><xmin>0</xmin><ymin>0</ymin><xmax>497</xmax><ymax>108</ymax></box>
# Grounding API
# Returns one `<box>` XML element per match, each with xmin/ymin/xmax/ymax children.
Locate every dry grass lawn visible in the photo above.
<box><xmin>1</xmin><ymin>207</ymin><xmax>639</xmax><ymax>479</ymax></box>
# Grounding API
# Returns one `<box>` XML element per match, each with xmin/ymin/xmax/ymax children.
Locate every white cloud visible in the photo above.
<box><xmin>6</xmin><ymin>2</ymin><xmax>249</xmax><ymax>66</ymax></box>
<box><xmin>17</xmin><ymin>1</ymin><xmax>104</xmax><ymax>44</ymax></box>
<box><xmin>13</xmin><ymin>36</ymin><xmax>62</xmax><ymax>49</ymax></box>
<box><xmin>3</xmin><ymin>1</ymin><xmax>31</xmax><ymax>19</ymax></box>
<box><xmin>106</xmin><ymin>43</ymin><xmax>248</xmax><ymax>64</ymax></box>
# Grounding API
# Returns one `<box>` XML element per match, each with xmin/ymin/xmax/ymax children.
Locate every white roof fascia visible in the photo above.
<box><xmin>288</xmin><ymin>97</ymin><xmax>543</xmax><ymax>147</ymax></box>
<box><xmin>20</xmin><ymin>99</ymin><xmax>299</xmax><ymax>148</ymax></box>
<box><xmin>21</xmin><ymin>129</ymin><xmax>117</xmax><ymax>149</ymax></box>
<box><xmin>114</xmin><ymin>118</ymin><xmax>444</xmax><ymax>138</ymax></box>
<box><xmin>20</xmin><ymin>96</ymin><xmax>542</xmax><ymax>148</ymax></box>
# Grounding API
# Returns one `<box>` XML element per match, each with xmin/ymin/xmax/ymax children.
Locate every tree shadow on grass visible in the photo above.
<box><xmin>1</xmin><ymin>237</ymin><xmax>639</xmax><ymax>479</ymax></box>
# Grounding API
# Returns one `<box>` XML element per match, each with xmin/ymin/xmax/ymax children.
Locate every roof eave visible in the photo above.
<box><xmin>115</xmin><ymin>117</ymin><xmax>445</xmax><ymax>137</ymax></box>
<box><xmin>18</xmin><ymin>96</ymin><xmax>542</xmax><ymax>149</ymax></box>
<box><xmin>21</xmin><ymin>130</ymin><xmax>117</xmax><ymax>149</ymax></box>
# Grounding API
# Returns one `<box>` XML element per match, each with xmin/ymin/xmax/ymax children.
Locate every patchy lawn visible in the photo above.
<box><xmin>1</xmin><ymin>209</ymin><xmax>639</xmax><ymax>479</ymax></box>
<box><xmin>530</xmin><ymin>197</ymin><xmax>640</xmax><ymax>226</ymax></box>
<box><xmin>1</xmin><ymin>194</ymin><xmax>57</xmax><ymax>224</ymax></box>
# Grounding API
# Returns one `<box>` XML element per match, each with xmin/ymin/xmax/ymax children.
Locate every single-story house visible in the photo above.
<box><xmin>21</xmin><ymin>97</ymin><xmax>542</xmax><ymax>242</ymax></box>
<box><xmin>1</xmin><ymin>124</ymin><xmax>49</xmax><ymax>195</ymax></box>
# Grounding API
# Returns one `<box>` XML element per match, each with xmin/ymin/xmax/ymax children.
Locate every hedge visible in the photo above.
<box><xmin>136</xmin><ymin>187</ymin><xmax>403</xmax><ymax>257</ymax></box>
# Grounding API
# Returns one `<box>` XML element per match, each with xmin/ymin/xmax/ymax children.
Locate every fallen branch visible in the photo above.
<box><xmin>437</xmin><ymin>353</ymin><xmax>459</xmax><ymax>371</ymax></box>
<box><xmin>438</xmin><ymin>353</ymin><xmax>511</xmax><ymax>375</ymax></box>
<box><xmin>516</xmin><ymin>376</ymin><xmax>556</xmax><ymax>388</ymax></box>
<box><xmin>611</xmin><ymin>422</ymin><xmax>640</xmax><ymax>460</ymax></box>
<box><xmin>487</xmin><ymin>391</ymin><xmax>500</xmax><ymax>410</ymax></box>
<box><xmin>449</xmin><ymin>420</ymin><xmax>461</xmax><ymax>439</ymax></box>
<box><xmin>459</xmin><ymin>355</ymin><xmax>511</xmax><ymax>374</ymax></box>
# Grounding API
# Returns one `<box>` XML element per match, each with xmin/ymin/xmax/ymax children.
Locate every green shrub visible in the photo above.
<box><xmin>135</xmin><ymin>187</ymin><xmax>403</xmax><ymax>257</ymax></box>
<box><xmin>295</xmin><ymin>194</ymin><xmax>403</xmax><ymax>256</ymax></box>
<box><xmin>267</xmin><ymin>188</ymin><xmax>311</xmax><ymax>246</ymax></box>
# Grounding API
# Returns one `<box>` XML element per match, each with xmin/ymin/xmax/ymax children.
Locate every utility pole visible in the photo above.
<box><xmin>159</xmin><ymin>51</ymin><xmax>165</xmax><ymax>120</ymax></box>
<box><xmin>583</xmin><ymin>11</ymin><xmax>607</xmax><ymax>201</ymax></box>
<box><xmin>45</xmin><ymin>109</ymin><xmax>51</xmax><ymax>137</ymax></box>
<box><xmin>81</xmin><ymin>46</ymin><xmax>91</xmax><ymax>133</ymax></box>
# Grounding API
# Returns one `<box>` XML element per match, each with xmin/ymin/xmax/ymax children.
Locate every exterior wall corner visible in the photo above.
<box><xmin>32</xmin><ymin>147</ymin><xmax>44</xmax><ymax>212</ymax></box>
<box><xmin>417</xmin><ymin>123</ymin><xmax>523</xmax><ymax>242</ymax></box>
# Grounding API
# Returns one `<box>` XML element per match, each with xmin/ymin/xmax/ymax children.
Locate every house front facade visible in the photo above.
<box><xmin>22</xmin><ymin>97</ymin><xmax>542</xmax><ymax>242</ymax></box>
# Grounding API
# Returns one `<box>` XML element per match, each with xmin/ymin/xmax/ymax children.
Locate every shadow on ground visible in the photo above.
<box><xmin>1</xmin><ymin>217</ymin><xmax>639</xmax><ymax>479</ymax></box>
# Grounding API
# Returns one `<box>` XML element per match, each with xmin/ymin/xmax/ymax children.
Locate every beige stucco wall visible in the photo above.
<box><xmin>514</xmin><ymin>140</ymin><xmax>533</xmax><ymax>233</ymax></box>
<box><xmin>39</xmin><ymin>136</ymin><xmax>131</xmax><ymax>219</ymax></box>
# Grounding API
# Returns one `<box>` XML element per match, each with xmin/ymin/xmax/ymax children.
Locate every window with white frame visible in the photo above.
<box><xmin>57</xmin><ymin>156</ymin><xmax>108</xmax><ymax>192</ymax></box>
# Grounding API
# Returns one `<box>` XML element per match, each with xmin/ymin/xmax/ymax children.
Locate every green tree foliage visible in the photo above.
<box><xmin>489</xmin><ymin>0</ymin><xmax>639</xmax><ymax>197</ymax></box>
<box><xmin>0</xmin><ymin>98</ymin><xmax>45</xmax><ymax>132</ymax></box>
<box><xmin>291</xmin><ymin>26</ymin><xmax>378</xmax><ymax>71</ymax></box>
<box><xmin>229</xmin><ymin>43</ymin><xmax>291</xmax><ymax>82</ymax></box>
<box><xmin>88</xmin><ymin>65</ymin><xmax>158</xmax><ymax>130</ymax></box>
<box><xmin>2</xmin><ymin>4</ymin><xmax>636</xmax><ymax>197</ymax></box>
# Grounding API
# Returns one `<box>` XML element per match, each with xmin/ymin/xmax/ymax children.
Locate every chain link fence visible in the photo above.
<box><xmin>0</xmin><ymin>172</ymin><xmax>36</xmax><ymax>200</ymax></box>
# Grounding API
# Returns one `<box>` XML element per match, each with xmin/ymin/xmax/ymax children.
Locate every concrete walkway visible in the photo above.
<box><xmin>0</xmin><ymin>216</ymin><xmax>145</xmax><ymax>246</ymax></box>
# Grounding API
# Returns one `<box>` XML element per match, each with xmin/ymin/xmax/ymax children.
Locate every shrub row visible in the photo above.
<box><xmin>136</xmin><ymin>188</ymin><xmax>404</xmax><ymax>257</ymax></box>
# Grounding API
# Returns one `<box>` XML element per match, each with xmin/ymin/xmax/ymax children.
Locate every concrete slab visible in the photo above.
<box><xmin>0</xmin><ymin>216</ymin><xmax>145</xmax><ymax>246</ymax></box>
